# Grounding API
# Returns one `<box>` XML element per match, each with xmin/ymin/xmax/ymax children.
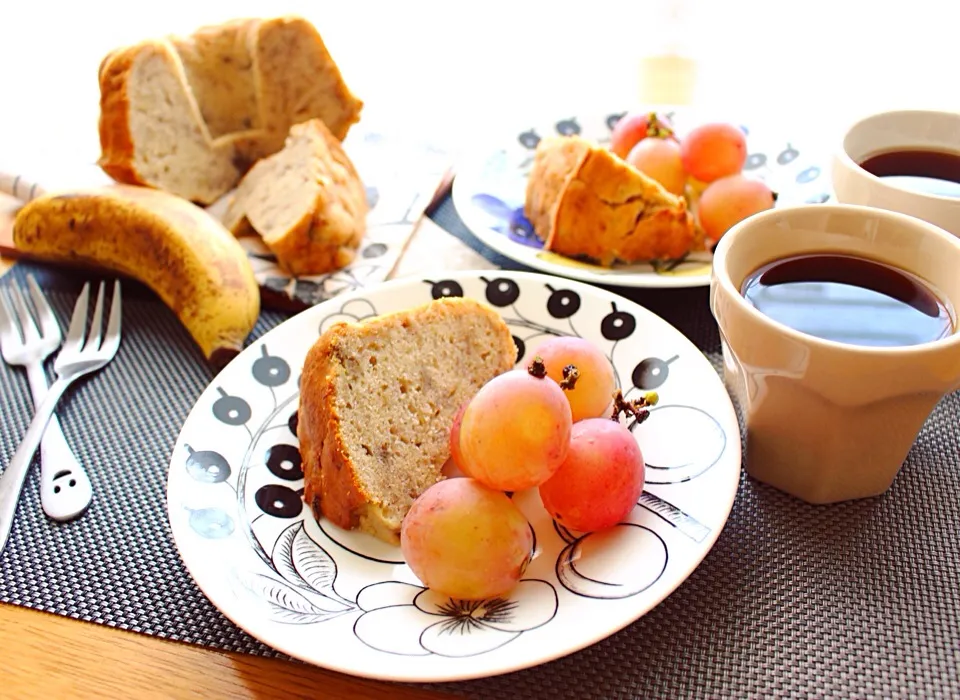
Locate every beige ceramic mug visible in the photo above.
<box><xmin>831</xmin><ymin>109</ymin><xmax>960</xmax><ymax>238</ymax></box>
<box><xmin>710</xmin><ymin>204</ymin><xmax>960</xmax><ymax>504</ymax></box>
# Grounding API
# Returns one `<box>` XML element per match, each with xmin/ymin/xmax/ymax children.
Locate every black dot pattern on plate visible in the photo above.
<box><xmin>251</xmin><ymin>346</ymin><xmax>290</xmax><ymax>387</ymax></box>
<box><xmin>425</xmin><ymin>279</ymin><xmax>463</xmax><ymax>299</ymax></box>
<box><xmin>188</xmin><ymin>508</ymin><xmax>235</xmax><ymax>539</ymax></box>
<box><xmin>777</xmin><ymin>144</ymin><xmax>799</xmax><ymax>165</ymax></box>
<box><xmin>518</xmin><ymin>129</ymin><xmax>541</xmax><ymax>150</ymax></box>
<box><xmin>796</xmin><ymin>166</ymin><xmax>821</xmax><ymax>184</ymax></box>
<box><xmin>254</xmin><ymin>484</ymin><xmax>303</xmax><ymax>519</ymax></box>
<box><xmin>631</xmin><ymin>356</ymin><xmax>677</xmax><ymax>391</ymax></box>
<box><xmin>264</xmin><ymin>444</ymin><xmax>303</xmax><ymax>481</ymax></box>
<box><xmin>512</xmin><ymin>335</ymin><xmax>526</xmax><ymax>364</ymax></box>
<box><xmin>185</xmin><ymin>446</ymin><xmax>232</xmax><ymax>484</ymax></box>
<box><xmin>601</xmin><ymin>302</ymin><xmax>637</xmax><ymax>341</ymax></box>
<box><xmin>545</xmin><ymin>285</ymin><xmax>581</xmax><ymax>319</ymax></box>
<box><xmin>606</xmin><ymin>112</ymin><xmax>626</xmax><ymax>131</ymax></box>
<box><xmin>1</xmin><ymin>219</ymin><xmax>959</xmax><ymax>700</ymax></box>
<box><xmin>212</xmin><ymin>389</ymin><xmax>252</xmax><ymax>426</ymax></box>
<box><xmin>555</xmin><ymin>118</ymin><xmax>581</xmax><ymax>136</ymax></box>
<box><xmin>362</xmin><ymin>242</ymin><xmax>388</xmax><ymax>259</ymax></box>
<box><xmin>482</xmin><ymin>276</ymin><xmax>521</xmax><ymax>307</ymax></box>
<box><xmin>287</xmin><ymin>411</ymin><xmax>299</xmax><ymax>437</ymax></box>
<box><xmin>743</xmin><ymin>153</ymin><xmax>767</xmax><ymax>170</ymax></box>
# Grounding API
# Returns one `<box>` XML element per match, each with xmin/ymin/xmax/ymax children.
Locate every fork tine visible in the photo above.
<box><xmin>0</xmin><ymin>289</ymin><xmax>18</xmax><ymax>348</ymax></box>
<box><xmin>26</xmin><ymin>275</ymin><xmax>62</xmax><ymax>342</ymax></box>
<box><xmin>99</xmin><ymin>281</ymin><xmax>122</xmax><ymax>357</ymax></box>
<box><xmin>86</xmin><ymin>282</ymin><xmax>106</xmax><ymax>351</ymax></box>
<box><xmin>63</xmin><ymin>282</ymin><xmax>91</xmax><ymax>353</ymax></box>
<box><xmin>9</xmin><ymin>284</ymin><xmax>39</xmax><ymax>344</ymax></box>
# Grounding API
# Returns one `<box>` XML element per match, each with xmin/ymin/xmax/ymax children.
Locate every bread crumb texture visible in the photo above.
<box><xmin>299</xmin><ymin>297</ymin><xmax>516</xmax><ymax>545</ymax></box>
<box><xmin>524</xmin><ymin>135</ymin><xmax>703</xmax><ymax>265</ymax></box>
<box><xmin>224</xmin><ymin>118</ymin><xmax>368</xmax><ymax>276</ymax></box>
<box><xmin>97</xmin><ymin>16</ymin><xmax>363</xmax><ymax>205</ymax></box>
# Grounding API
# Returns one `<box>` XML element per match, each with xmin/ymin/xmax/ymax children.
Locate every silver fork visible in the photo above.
<box><xmin>0</xmin><ymin>276</ymin><xmax>93</xmax><ymax>521</ymax></box>
<box><xmin>0</xmin><ymin>280</ymin><xmax>122</xmax><ymax>554</ymax></box>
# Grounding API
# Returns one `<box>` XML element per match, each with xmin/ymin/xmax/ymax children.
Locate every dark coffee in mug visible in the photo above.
<box><xmin>740</xmin><ymin>252</ymin><xmax>954</xmax><ymax>347</ymax></box>
<box><xmin>859</xmin><ymin>148</ymin><xmax>960</xmax><ymax>198</ymax></box>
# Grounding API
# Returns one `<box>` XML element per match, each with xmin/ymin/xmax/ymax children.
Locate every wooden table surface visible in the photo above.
<box><xmin>0</xmin><ymin>604</ymin><xmax>454</xmax><ymax>700</ymax></box>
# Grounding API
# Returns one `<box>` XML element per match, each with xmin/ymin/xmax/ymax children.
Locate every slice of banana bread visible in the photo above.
<box><xmin>97</xmin><ymin>39</ymin><xmax>241</xmax><ymax>206</ymax></box>
<box><xmin>524</xmin><ymin>135</ymin><xmax>702</xmax><ymax>265</ymax></box>
<box><xmin>222</xmin><ymin>118</ymin><xmax>367</xmax><ymax>276</ymax></box>
<box><xmin>298</xmin><ymin>297</ymin><xmax>516</xmax><ymax>545</ymax></box>
<box><xmin>171</xmin><ymin>18</ymin><xmax>262</xmax><ymax>140</ymax></box>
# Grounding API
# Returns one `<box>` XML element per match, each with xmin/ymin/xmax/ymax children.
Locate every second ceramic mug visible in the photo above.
<box><xmin>710</xmin><ymin>204</ymin><xmax>960</xmax><ymax>504</ymax></box>
<box><xmin>831</xmin><ymin>109</ymin><xmax>960</xmax><ymax>238</ymax></box>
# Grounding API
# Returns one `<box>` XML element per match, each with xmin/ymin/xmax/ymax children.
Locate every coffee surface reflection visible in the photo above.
<box><xmin>741</xmin><ymin>253</ymin><xmax>954</xmax><ymax>347</ymax></box>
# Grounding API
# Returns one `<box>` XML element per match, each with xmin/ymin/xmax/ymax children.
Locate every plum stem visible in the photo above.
<box><xmin>559</xmin><ymin>365</ymin><xmax>580</xmax><ymax>390</ymax></box>
<box><xmin>527</xmin><ymin>356</ymin><xmax>548</xmax><ymax>379</ymax></box>
<box><xmin>611</xmin><ymin>389</ymin><xmax>659</xmax><ymax>423</ymax></box>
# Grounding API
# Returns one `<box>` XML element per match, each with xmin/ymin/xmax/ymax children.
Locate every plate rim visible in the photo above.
<box><xmin>165</xmin><ymin>268</ymin><xmax>742</xmax><ymax>683</ymax></box>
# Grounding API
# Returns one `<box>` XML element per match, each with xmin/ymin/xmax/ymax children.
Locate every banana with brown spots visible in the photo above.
<box><xmin>13</xmin><ymin>184</ymin><xmax>260</xmax><ymax>367</ymax></box>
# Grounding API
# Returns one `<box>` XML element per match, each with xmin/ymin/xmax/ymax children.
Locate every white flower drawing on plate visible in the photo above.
<box><xmin>352</xmin><ymin>580</ymin><xmax>558</xmax><ymax>657</ymax></box>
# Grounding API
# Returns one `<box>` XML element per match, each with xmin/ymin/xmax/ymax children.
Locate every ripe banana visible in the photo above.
<box><xmin>13</xmin><ymin>184</ymin><xmax>260</xmax><ymax>367</ymax></box>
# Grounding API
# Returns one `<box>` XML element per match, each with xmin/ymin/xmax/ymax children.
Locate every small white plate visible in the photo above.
<box><xmin>452</xmin><ymin>109</ymin><xmax>832</xmax><ymax>288</ymax></box>
<box><xmin>166</xmin><ymin>270</ymin><xmax>741</xmax><ymax>682</ymax></box>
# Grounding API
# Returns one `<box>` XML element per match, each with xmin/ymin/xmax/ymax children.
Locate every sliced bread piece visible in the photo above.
<box><xmin>211</xmin><ymin>16</ymin><xmax>365</xmax><ymax>168</ymax></box>
<box><xmin>251</xmin><ymin>16</ymin><xmax>363</xmax><ymax>146</ymax></box>
<box><xmin>223</xmin><ymin>118</ymin><xmax>368</xmax><ymax>276</ymax></box>
<box><xmin>298</xmin><ymin>297</ymin><xmax>517</xmax><ymax>545</ymax></box>
<box><xmin>524</xmin><ymin>135</ymin><xmax>702</xmax><ymax>265</ymax></box>
<box><xmin>98</xmin><ymin>39</ymin><xmax>240</xmax><ymax>205</ymax></box>
<box><xmin>171</xmin><ymin>18</ymin><xmax>262</xmax><ymax>139</ymax></box>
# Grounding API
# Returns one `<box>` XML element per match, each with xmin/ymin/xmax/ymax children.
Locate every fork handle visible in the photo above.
<box><xmin>0</xmin><ymin>377</ymin><xmax>70</xmax><ymax>555</ymax></box>
<box><xmin>25</xmin><ymin>363</ymin><xmax>93</xmax><ymax>521</ymax></box>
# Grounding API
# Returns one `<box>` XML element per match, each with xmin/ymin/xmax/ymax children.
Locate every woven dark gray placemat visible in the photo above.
<box><xmin>0</xmin><ymin>263</ymin><xmax>284</xmax><ymax>655</ymax></box>
<box><xmin>0</xmin><ymin>198</ymin><xmax>957</xmax><ymax>699</ymax></box>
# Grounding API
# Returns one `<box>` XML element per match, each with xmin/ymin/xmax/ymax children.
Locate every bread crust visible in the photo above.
<box><xmin>97</xmin><ymin>43</ymin><xmax>148</xmax><ymax>187</ymax></box>
<box><xmin>299</xmin><ymin>321</ymin><xmax>369</xmax><ymax>536</ymax></box>
<box><xmin>524</xmin><ymin>135</ymin><xmax>702</xmax><ymax>265</ymax></box>
<box><xmin>298</xmin><ymin>298</ymin><xmax>516</xmax><ymax>545</ymax></box>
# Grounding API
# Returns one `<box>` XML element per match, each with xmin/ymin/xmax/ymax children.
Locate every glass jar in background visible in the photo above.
<box><xmin>636</xmin><ymin>0</ymin><xmax>700</xmax><ymax>106</ymax></box>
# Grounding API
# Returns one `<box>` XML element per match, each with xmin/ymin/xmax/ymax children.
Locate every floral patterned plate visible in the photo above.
<box><xmin>451</xmin><ymin>109</ymin><xmax>833</xmax><ymax>288</ymax></box>
<box><xmin>166</xmin><ymin>269</ymin><xmax>741</xmax><ymax>682</ymax></box>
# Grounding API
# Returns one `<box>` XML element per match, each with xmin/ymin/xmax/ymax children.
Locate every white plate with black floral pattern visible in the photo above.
<box><xmin>166</xmin><ymin>269</ymin><xmax>741</xmax><ymax>682</ymax></box>
<box><xmin>452</xmin><ymin>109</ymin><xmax>833</xmax><ymax>289</ymax></box>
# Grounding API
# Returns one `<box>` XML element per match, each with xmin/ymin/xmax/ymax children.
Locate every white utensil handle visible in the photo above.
<box><xmin>0</xmin><ymin>172</ymin><xmax>46</xmax><ymax>202</ymax></box>
<box><xmin>25</xmin><ymin>362</ymin><xmax>92</xmax><ymax>521</ymax></box>
<box><xmin>0</xmin><ymin>378</ymin><xmax>69</xmax><ymax>555</ymax></box>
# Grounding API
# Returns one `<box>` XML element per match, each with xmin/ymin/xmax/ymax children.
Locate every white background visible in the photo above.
<box><xmin>0</xmin><ymin>0</ymin><xmax>957</xmax><ymax>181</ymax></box>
